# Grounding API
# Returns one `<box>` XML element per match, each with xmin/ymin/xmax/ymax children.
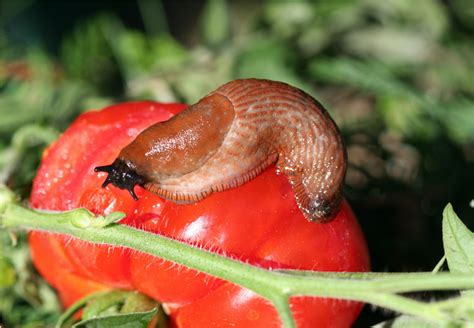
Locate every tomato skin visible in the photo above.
<box><xmin>28</xmin><ymin>233</ymin><xmax>109</xmax><ymax>307</ymax></box>
<box><xmin>171</xmin><ymin>284</ymin><xmax>363</xmax><ymax>328</ymax></box>
<box><xmin>29</xmin><ymin>101</ymin><xmax>370</xmax><ymax>327</ymax></box>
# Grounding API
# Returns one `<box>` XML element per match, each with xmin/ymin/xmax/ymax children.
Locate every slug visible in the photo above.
<box><xmin>95</xmin><ymin>79</ymin><xmax>347</xmax><ymax>222</ymax></box>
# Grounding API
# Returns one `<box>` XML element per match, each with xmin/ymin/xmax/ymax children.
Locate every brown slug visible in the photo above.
<box><xmin>95</xmin><ymin>79</ymin><xmax>347</xmax><ymax>222</ymax></box>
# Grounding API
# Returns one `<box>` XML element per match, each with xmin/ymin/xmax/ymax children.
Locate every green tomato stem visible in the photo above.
<box><xmin>432</xmin><ymin>255</ymin><xmax>446</xmax><ymax>273</ymax></box>
<box><xmin>2</xmin><ymin>197</ymin><xmax>474</xmax><ymax>327</ymax></box>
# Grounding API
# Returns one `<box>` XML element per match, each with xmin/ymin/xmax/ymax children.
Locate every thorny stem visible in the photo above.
<box><xmin>1</xmin><ymin>190</ymin><xmax>473</xmax><ymax>327</ymax></box>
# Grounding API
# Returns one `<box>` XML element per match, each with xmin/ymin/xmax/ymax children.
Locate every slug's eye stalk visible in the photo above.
<box><xmin>94</xmin><ymin>159</ymin><xmax>146</xmax><ymax>201</ymax></box>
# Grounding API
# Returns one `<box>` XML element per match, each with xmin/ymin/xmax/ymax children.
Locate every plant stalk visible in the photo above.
<box><xmin>2</xmin><ymin>202</ymin><xmax>474</xmax><ymax>327</ymax></box>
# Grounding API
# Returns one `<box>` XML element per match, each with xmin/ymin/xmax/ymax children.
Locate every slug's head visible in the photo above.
<box><xmin>94</xmin><ymin>159</ymin><xmax>146</xmax><ymax>200</ymax></box>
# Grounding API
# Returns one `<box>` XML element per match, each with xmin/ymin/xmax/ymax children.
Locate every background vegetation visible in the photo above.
<box><xmin>1</xmin><ymin>0</ymin><xmax>473</xmax><ymax>326</ymax></box>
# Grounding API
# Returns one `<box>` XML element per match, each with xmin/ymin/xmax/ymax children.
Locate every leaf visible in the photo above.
<box><xmin>71</xmin><ymin>216</ymin><xmax>93</xmax><ymax>229</ymax></box>
<box><xmin>60</xmin><ymin>14</ymin><xmax>123</xmax><ymax>94</ymax></box>
<box><xmin>73</xmin><ymin>308</ymin><xmax>157</xmax><ymax>328</ymax></box>
<box><xmin>342</xmin><ymin>27</ymin><xmax>433</xmax><ymax>64</ymax></box>
<box><xmin>113</xmin><ymin>31</ymin><xmax>188</xmax><ymax>80</ymax></box>
<box><xmin>443</xmin><ymin>100</ymin><xmax>474</xmax><ymax>144</ymax></box>
<box><xmin>373</xmin><ymin>314</ymin><xmax>440</xmax><ymax>327</ymax></box>
<box><xmin>120</xmin><ymin>292</ymin><xmax>158</xmax><ymax>313</ymax></box>
<box><xmin>263</xmin><ymin>0</ymin><xmax>314</xmax><ymax>38</ymax></box>
<box><xmin>312</xmin><ymin>1</ymin><xmax>365</xmax><ymax>33</ymax></box>
<box><xmin>57</xmin><ymin>290</ymin><xmax>162</xmax><ymax>328</ymax></box>
<box><xmin>235</xmin><ymin>39</ymin><xmax>312</xmax><ymax>93</ymax></box>
<box><xmin>297</xmin><ymin>23</ymin><xmax>330</xmax><ymax>55</ymax></box>
<box><xmin>419</xmin><ymin>42</ymin><xmax>474</xmax><ymax>95</ymax></box>
<box><xmin>442</xmin><ymin>204</ymin><xmax>474</xmax><ymax>274</ymax></box>
<box><xmin>91</xmin><ymin>212</ymin><xmax>126</xmax><ymax>228</ymax></box>
<box><xmin>361</xmin><ymin>0</ymin><xmax>448</xmax><ymax>40</ymax></box>
<box><xmin>308</xmin><ymin>57</ymin><xmax>415</xmax><ymax>99</ymax></box>
<box><xmin>309</xmin><ymin>57</ymin><xmax>439</xmax><ymax>139</ymax></box>
<box><xmin>0</xmin><ymin>229</ymin><xmax>60</xmax><ymax>326</ymax></box>
<box><xmin>0</xmin><ymin>184</ymin><xmax>16</xmax><ymax>213</ymax></box>
<box><xmin>450</xmin><ymin>0</ymin><xmax>474</xmax><ymax>30</ymax></box>
<box><xmin>200</xmin><ymin>0</ymin><xmax>230</xmax><ymax>47</ymax></box>
<box><xmin>0</xmin><ymin>256</ymin><xmax>16</xmax><ymax>288</ymax></box>
<box><xmin>82</xmin><ymin>291</ymin><xmax>130</xmax><ymax>320</ymax></box>
<box><xmin>0</xmin><ymin>70</ymin><xmax>90</xmax><ymax>134</ymax></box>
<box><xmin>148</xmin><ymin>35</ymin><xmax>188</xmax><ymax>72</ymax></box>
<box><xmin>378</xmin><ymin>95</ymin><xmax>437</xmax><ymax>139</ymax></box>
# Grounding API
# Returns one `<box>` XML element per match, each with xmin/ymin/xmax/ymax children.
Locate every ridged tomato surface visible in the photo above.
<box><xmin>29</xmin><ymin>101</ymin><xmax>370</xmax><ymax>327</ymax></box>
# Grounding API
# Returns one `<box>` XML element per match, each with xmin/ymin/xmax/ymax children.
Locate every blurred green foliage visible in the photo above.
<box><xmin>1</xmin><ymin>0</ymin><xmax>473</xmax><ymax>326</ymax></box>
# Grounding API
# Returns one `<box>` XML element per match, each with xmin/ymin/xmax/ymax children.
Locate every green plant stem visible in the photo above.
<box><xmin>432</xmin><ymin>255</ymin><xmax>446</xmax><ymax>273</ymax></box>
<box><xmin>357</xmin><ymin>293</ymin><xmax>447</xmax><ymax>322</ymax></box>
<box><xmin>271</xmin><ymin>296</ymin><xmax>294</xmax><ymax>328</ymax></box>
<box><xmin>2</xmin><ymin>201</ymin><xmax>474</xmax><ymax>327</ymax></box>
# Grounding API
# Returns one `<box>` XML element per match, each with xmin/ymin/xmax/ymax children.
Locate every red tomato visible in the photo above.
<box><xmin>29</xmin><ymin>101</ymin><xmax>370</xmax><ymax>327</ymax></box>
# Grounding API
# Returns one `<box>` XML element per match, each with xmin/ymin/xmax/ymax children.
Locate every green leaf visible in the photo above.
<box><xmin>342</xmin><ymin>27</ymin><xmax>433</xmax><ymax>64</ymax></box>
<box><xmin>0</xmin><ymin>51</ymin><xmax>91</xmax><ymax>137</ymax></box>
<box><xmin>442</xmin><ymin>204</ymin><xmax>474</xmax><ymax>274</ymax></box>
<box><xmin>200</xmin><ymin>0</ymin><xmax>230</xmax><ymax>47</ymax></box>
<box><xmin>82</xmin><ymin>291</ymin><xmax>130</xmax><ymax>320</ymax></box>
<box><xmin>0</xmin><ymin>184</ymin><xmax>16</xmax><ymax>213</ymax></box>
<box><xmin>113</xmin><ymin>31</ymin><xmax>188</xmax><ymax>80</ymax></box>
<box><xmin>148</xmin><ymin>35</ymin><xmax>188</xmax><ymax>72</ymax></box>
<box><xmin>56</xmin><ymin>290</ymin><xmax>162</xmax><ymax>328</ymax></box>
<box><xmin>72</xmin><ymin>308</ymin><xmax>157</xmax><ymax>328</ymax></box>
<box><xmin>419</xmin><ymin>43</ymin><xmax>474</xmax><ymax>95</ymax></box>
<box><xmin>309</xmin><ymin>57</ymin><xmax>414</xmax><ymax>98</ymax></box>
<box><xmin>443</xmin><ymin>100</ymin><xmax>474</xmax><ymax>144</ymax></box>
<box><xmin>378</xmin><ymin>95</ymin><xmax>437</xmax><ymax>139</ymax></box>
<box><xmin>361</xmin><ymin>0</ymin><xmax>448</xmax><ymax>40</ymax></box>
<box><xmin>120</xmin><ymin>292</ymin><xmax>158</xmax><ymax>314</ymax></box>
<box><xmin>112</xmin><ymin>31</ymin><xmax>149</xmax><ymax>79</ymax></box>
<box><xmin>309</xmin><ymin>57</ymin><xmax>440</xmax><ymax>139</ymax></box>
<box><xmin>60</xmin><ymin>14</ymin><xmax>123</xmax><ymax>94</ymax></box>
<box><xmin>235</xmin><ymin>39</ymin><xmax>312</xmax><ymax>93</ymax></box>
<box><xmin>0</xmin><ymin>229</ymin><xmax>61</xmax><ymax>327</ymax></box>
<box><xmin>0</xmin><ymin>74</ymin><xmax>90</xmax><ymax>134</ymax></box>
<box><xmin>91</xmin><ymin>212</ymin><xmax>126</xmax><ymax>228</ymax></box>
<box><xmin>373</xmin><ymin>315</ymin><xmax>440</xmax><ymax>327</ymax></box>
<box><xmin>0</xmin><ymin>256</ymin><xmax>16</xmax><ymax>288</ymax></box>
<box><xmin>137</xmin><ymin>0</ymin><xmax>169</xmax><ymax>36</ymax></box>
<box><xmin>263</xmin><ymin>0</ymin><xmax>314</xmax><ymax>38</ymax></box>
<box><xmin>450</xmin><ymin>0</ymin><xmax>474</xmax><ymax>30</ymax></box>
<box><xmin>71</xmin><ymin>216</ymin><xmax>93</xmax><ymax>229</ymax></box>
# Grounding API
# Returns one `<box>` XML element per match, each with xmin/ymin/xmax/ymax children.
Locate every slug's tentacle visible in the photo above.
<box><xmin>96</xmin><ymin>79</ymin><xmax>347</xmax><ymax>222</ymax></box>
<box><xmin>95</xmin><ymin>160</ymin><xmax>145</xmax><ymax>200</ymax></box>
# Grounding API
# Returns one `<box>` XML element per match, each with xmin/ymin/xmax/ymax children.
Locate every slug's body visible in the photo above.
<box><xmin>96</xmin><ymin>79</ymin><xmax>346</xmax><ymax>221</ymax></box>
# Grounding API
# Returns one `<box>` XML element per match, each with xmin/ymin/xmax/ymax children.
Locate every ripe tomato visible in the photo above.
<box><xmin>29</xmin><ymin>101</ymin><xmax>370</xmax><ymax>327</ymax></box>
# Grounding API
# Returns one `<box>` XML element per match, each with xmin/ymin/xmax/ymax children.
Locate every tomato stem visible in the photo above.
<box><xmin>270</xmin><ymin>296</ymin><xmax>295</xmax><ymax>328</ymax></box>
<box><xmin>2</xmin><ymin>193</ymin><xmax>474</xmax><ymax>327</ymax></box>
